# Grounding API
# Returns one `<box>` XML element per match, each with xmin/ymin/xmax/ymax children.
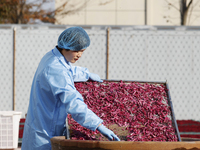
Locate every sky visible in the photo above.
<box><xmin>26</xmin><ymin>0</ymin><xmax>55</xmax><ymax>11</ymax></box>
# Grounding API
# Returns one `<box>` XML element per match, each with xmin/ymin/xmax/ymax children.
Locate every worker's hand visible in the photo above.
<box><xmin>89</xmin><ymin>73</ymin><xmax>103</xmax><ymax>82</ymax></box>
<box><xmin>97</xmin><ymin>125</ymin><xmax>120</xmax><ymax>141</ymax></box>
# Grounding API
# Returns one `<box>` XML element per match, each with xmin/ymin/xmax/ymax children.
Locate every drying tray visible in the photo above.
<box><xmin>67</xmin><ymin>80</ymin><xmax>181</xmax><ymax>142</ymax></box>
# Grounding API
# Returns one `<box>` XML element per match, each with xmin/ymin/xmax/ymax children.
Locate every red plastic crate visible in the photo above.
<box><xmin>19</xmin><ymin>118</ymin><xmax>25</xmax><ymax>139</ymax></box>
<box><xmin>177</xmin><ymin>120</ymin><xmax>200</xmax><ymax>139</ymax></box>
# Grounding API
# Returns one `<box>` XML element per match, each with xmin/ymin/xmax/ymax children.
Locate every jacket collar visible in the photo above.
<box><xmin>52</xmin><ymin>47</ymin><xmax>72</xmax><ymax>70</ymax></box>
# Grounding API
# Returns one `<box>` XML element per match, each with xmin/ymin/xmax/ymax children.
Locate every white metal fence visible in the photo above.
<box><xmin>0</xmin><ymin>25</ymin><xmax>199</xmax><ymax>121</ymax></box>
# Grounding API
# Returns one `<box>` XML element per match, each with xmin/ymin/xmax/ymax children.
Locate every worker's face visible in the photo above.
<box><xmin>62</xmin><ymin>49</ymin><xmax>85</xmax><ymax>63</ymax></box>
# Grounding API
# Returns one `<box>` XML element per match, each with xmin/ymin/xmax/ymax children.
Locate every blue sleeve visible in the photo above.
<box><xmin>46</xmin><ymin>66</ymin><xmax>103</xmax><ymax>131</ymax></box>
<box><xmin>71</xmin><ymin>66</ymin><xmax>90</xmax><ymax>82</ymax></box>
<box><xmin>71</xmin><ymin>66</ymin><xmax>103</xmax><ymax>82</ymax></box>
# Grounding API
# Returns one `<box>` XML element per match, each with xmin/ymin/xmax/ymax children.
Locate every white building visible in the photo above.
<box><xmin>55</xmin><ymin>0</ymin><xmax>200</xmax><ymax>26</ymax></box>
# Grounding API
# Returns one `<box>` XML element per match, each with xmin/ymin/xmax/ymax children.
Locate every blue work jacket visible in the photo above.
<box><xmin>21</xmin><ymin>47</ymin><xmax>103</xmax><ymax>150</ymax></box>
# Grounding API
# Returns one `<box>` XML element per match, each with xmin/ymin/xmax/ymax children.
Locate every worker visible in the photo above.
<box><xmin>21</xmin><ymin>26</ymin><xmax>120</xmax><ymax>150</ymax></box>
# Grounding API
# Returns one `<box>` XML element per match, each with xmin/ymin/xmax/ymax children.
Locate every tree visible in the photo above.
<box><xmin>0</xmin><ymin>0</ymin><xmax>92</xmax><ymax>24</ymax></box>
<box><xmin>0</xmin><ymin>0</ymin><xmax>55</xmax><ymax>24</ymax></box>
<box><xmin>164</xmin><ymin>0</ymin><xmax>200</xmax><ymax>25</ymax></box>
<box><xmin>180</xmin><ymin>0</ymin><xmax>193</xmax><ymax>25</ymax></box>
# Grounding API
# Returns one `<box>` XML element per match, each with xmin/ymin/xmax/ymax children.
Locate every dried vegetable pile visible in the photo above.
<box><xmin>68</xmin><ymin>81</ymin><xmax>178</xmax><ymax>141</ymax></box>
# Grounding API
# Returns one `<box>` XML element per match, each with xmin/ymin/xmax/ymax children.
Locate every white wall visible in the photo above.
<box><xmin>55</xmin><ymin>0</ymin><xmax>200</xmax><ymax>26</ymax></box>
<box><xmin>55</xmin><ymin>0</ymin><xmax>145</xmax><ymax>25</ymax></box>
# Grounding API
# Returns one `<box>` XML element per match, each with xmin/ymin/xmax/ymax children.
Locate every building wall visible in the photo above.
<box><xmin>55</xmin><ymin>0</ymin><xmax>145</xmax><ymax>25</ymax></box>
<box><xmin>55</xmin><ymin>0</ymin><xmax>200</xmax><ymax>26</ymax></box>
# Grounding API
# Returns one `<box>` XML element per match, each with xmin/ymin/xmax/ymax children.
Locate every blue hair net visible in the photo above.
<box><xmin>57</xmin><ymin>27</ymin><xmax>90</xmax><ymax>51</ymax></box>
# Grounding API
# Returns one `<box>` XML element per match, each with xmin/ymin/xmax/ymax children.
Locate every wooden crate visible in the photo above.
<box><xmin>51</xmin><ymin>136</ymin><xmax>200</xmax><ymax>150</ymax></box>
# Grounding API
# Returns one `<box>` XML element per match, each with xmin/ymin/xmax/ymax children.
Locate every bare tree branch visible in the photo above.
<box><xmin>55</xmin><ymin>1</ymin><xmax>88</xmax><ymax>16</ymax></box>
<box><xmin>99</xmin><ymin>0</ymin><xmax>114</xmax><ymax>5</ymax></box>
<box><xmin>165</xmin><ymin>0</ymin><xmax>180</xmax><ymax>11</ymax></box>
<box><xmin>187</xmin><ymin>0</ymin><xmax>193</xmax><ymax>9</ymax></box>
<box><xmin>187</xmin><ymin>1</ymin><xmax>194</xmax><ymax>24</ymax></box>
<box><xmin>164</xmin><ymin>0</ymin><xmax>200</xmax><ymax>25</ymax></box>
<box><xmin>190</xmin><ymin>14</ymin><xmax>200</xmax><ymax>24</ymax></box>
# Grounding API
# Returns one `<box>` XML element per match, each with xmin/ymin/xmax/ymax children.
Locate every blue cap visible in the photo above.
<box><xmin>57</xmin><ymin>26</ymin><xmax>90</xmax><ymax>51</ymax></box>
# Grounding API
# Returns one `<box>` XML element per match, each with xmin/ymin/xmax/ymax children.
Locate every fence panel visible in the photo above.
<box><xmin>146</xmin><ymin>31</ymin><xmax>194</xmax><ymax>120</ymax></box>
<box><xmin>109</xmin><ymin>30</ymin><xmax>147</xmax><ymax>80</ymax></box>
<box><xmin>0</xmin><ymin>29</ymin><xmax>13</xmax><ymax>111</ymax></box>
